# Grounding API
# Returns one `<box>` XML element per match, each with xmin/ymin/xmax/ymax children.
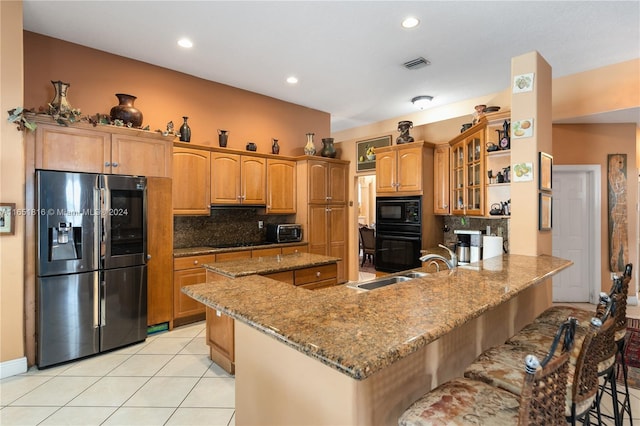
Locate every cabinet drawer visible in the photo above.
<box><xmin>281</xmin><ymin>244</ymin><xmax>308</xmax><ymax>255</ymax></box>
<box><xmin>294</xmin><ymin>264</ymin><xmax>337</xmax><ymax>286</ymax></box>
<box><xmin>252</xmin><ymin>247</ymin><xmax>282</xmax><ymax>257</ymax></box>
<box><xmin>298</xmin><ymin>278</ymin><xmax>337</xmax><ymax>290</ymax></box>
<box><xmin>263</xmin><ymin>270</ymin><xmax>295</xmax><ymax>284</ymax></box>
<box><xmin>216</xmin><ymin>250</ymin><xmax>251</xmax><ymax>262</ymax></box>
<box><xmin>174</xmin><ymin>254</ymin><xmax>216</xmax><ymax>270</ymax></box>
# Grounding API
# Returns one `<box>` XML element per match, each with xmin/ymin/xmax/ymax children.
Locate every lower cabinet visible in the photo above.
<box><xmin>205</xmin><ymin>260</ymin><xmax>337</xmax><ymax>374</ymax></box>
<box><xmin>173</xmin><ymin>254</ymin><xmax>214</xmax><ymax>326</ymax></box>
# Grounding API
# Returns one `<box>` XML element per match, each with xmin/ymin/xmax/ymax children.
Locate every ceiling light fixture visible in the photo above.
<box><xmin>401</xmin><ymin>17</ymin><xmax>420</xmax><ymax>29</ymax></box>
<box><xmin>412</xmin><ymin>95</ymin><xmax>433</xmax><ymax>109</ymax></box>
<box><xmin>177</xmin><ymin>38</ymin><xmax>193</xmax><ymax>48</ymax></box>
<box><xmin>286</xmin><ymin>76</ymin><xmax>299</xmax><ymax>84</ymax></box>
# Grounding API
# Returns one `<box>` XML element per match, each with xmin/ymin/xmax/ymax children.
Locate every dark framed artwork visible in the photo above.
<box><xmin>0</xmin><ymin>203</ymin><xmax>15</xmax><ymax>235</ymax></box>
<box><xmin>356</xmin><ymin>135</ymin><xmax>391</xmax><ymax>172</ymax></box>
<box><xmin>539</xmin><ymin>152</ymin><xmax>553</xmax><ymax>192</ymax></box>
<box><xmin>539</xmin><ymin>193</ymin><xmax>552</xmax><ymax>231</ymax></box>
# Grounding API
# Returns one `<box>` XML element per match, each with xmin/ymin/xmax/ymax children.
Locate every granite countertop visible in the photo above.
<box><xmin>202</xmin><ymin>252</ymin><xmax>340</xmax><ymax>278</ymax></box>
<box><xmin>174</xmin><ymin>241</ymin><xmax>308</xmax><ymax>257</ymax></box>
<box><xmin>182</xmin><ymin>254</ymin><xmax>572</xmax><ymax>380</ymax></box>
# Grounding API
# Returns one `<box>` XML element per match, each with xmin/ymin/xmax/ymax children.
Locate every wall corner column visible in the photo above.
<box><xmin>509</xmin><ymin>51</ymin><xmax>553</xmax><ymax>256</ymax></box>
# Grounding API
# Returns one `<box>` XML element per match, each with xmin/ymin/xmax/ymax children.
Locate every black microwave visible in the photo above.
<box><xmin>376</xmin><ymin>196</ymin><xmax>421</xmax><ymax>224</ymax></box>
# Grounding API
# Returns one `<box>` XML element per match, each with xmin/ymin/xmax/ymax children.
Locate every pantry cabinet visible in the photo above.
<box><xmin>296</xmin><ymin>157</ymin><xmax>349</xmax><ymax>283</ymax></box>
<box><xmin>210</xmin><ymin>152</ymin><xmax>266</xmax><ymax>205</ymax></box>
<box><xmin>266</xmin><ymin>159</ymin><xmax>296</xmax><ymax>214</ymax></box>
<box><xmin>376</xmin><ymin>141</ymin><xmax>428</xmax><ymax>195</ymax></box>
<box><xmin>32</xmin><ymin>119</ymin><xmax>173</xmax><ymax>177</ymax></box>
<box><xmin>172</xmin><ymin>147</ymin><xmax>211</xmax><ymax>215</ymax></box>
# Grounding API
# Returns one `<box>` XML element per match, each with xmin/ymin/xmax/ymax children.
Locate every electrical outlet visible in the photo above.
<box><xmin>258</xmin><ymin>220</ymin><xmax>264</xmax><ymax>229</ymax></box>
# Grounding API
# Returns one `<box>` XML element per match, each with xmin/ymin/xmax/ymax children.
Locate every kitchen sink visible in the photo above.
<box><xmin>401</xmin><ymin>271</ymin><xmax>430</xmax><ymax>279</ymax></box>
<box><xmin>348</xmin><ymin>275</ymin><xmax>411</xmax><ymax>291</ymax></box>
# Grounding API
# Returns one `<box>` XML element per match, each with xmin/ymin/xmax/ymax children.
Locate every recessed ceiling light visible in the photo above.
<box><xmin>401</xmin><ymin>17</ymin><xmax>420</xmax><ymax>29</ymax></box>
<box><xmin>412</xmin><ymin>95</ymin><xmax>433</xmax><ymax>109</ymax></box>
<box><xmin>178</xmin><ymin>38</ymin><xmax>193</xmax><ymax>48</ymax></box>
<box><xmin>286</xmin><ymin>76</ymin><xmax>299</xmax><ymax>84</ymax></box>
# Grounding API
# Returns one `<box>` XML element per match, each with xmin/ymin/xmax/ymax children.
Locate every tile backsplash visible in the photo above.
<box><xmin>174</xmin><ymin>209</ymin><xmax>293</xmax><ymax>248</ymax></box>
<box><xmin>442</xmin><ymin>216</ymin><xmax>510</xmax><ymax>252</ymax></box>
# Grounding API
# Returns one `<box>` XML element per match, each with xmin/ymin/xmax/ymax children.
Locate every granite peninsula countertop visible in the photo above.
<box><xmin>202</xmin><ymin>252</ymin><xmax>340</xmax><ymax>278</ymax></box>
<box><xmin>174</xmin><ymin>241</ymin><xmax>308</xmax><ymax>257</ymax></box>
<box><xmin>182</xmin><ymin>254</ymin><xmax>572</xmax><ymax>380</ymax></box>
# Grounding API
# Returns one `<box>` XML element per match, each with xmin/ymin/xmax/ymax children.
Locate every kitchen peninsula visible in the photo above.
<box><xmin>183</xmin><ymin>254</ymin><xmax>572</xmax><ymax>426</ymax></box>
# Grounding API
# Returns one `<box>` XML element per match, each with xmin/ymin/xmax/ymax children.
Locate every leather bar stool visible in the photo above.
<box><xmin>464</xmin><ymin>315</ymin><xmax>607</xmax><ymax>425</ymax></box>
<box><xmin>398</xmin><ymin>320</ymin><xmax>576</xmax><ymax>426</ymax></box>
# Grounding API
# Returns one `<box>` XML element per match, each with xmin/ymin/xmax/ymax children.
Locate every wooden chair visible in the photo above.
<box><xmin>398</xmin><ymin>319</ymin><xmax>576</xmax><ymax>426</ymax></box>
<box><xmin>359</xmin><ymin>226</ymin><xmax>375</xmax><ymax>267</ymax></box>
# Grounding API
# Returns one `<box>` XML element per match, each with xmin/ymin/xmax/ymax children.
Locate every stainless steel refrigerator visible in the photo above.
<box><xmin>36</xmin><ymin>170</ymin><xmax>148</xmax><ymax>368</ymax></box>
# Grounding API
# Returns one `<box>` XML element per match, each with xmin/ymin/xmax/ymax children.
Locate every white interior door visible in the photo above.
<box><xmin>552</xmin><ymin>167</ymin><xmax>600</xmax><ymax>303</ymax></box>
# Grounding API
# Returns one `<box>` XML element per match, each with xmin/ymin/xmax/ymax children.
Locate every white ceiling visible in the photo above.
<box><xmin>22</xmin><ymin>1</ymin><xmax>640</xmax><ymax>132</ymax></box>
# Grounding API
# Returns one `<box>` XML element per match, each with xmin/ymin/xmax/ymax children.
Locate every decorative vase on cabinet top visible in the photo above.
<box><xmin>110</xmin><ymin>94</ymin><xmax>143</xmax><ymax>128</ymax></box>
<box><xmin>179</xmin><ymin>116</ymin><xmax>191</xmax><ymax>142</ymax></box>
<box><xmin>396</xmin><ymin>120</ymin><xmax>414</xmax><ymax>144</ymax></box>
<box><xmin>320</xmin><ymin>138</ymin><xmax>337</xmax><ymax>158</ymax></box>
<box><xmin>304</xmin><ymin>133</ymin><xmax>316</xmax><ymax>156</ymax></box>
<box><xmin>218</xmin><ymin>129</ymin><xmax>228</xmax><ymax>147</ymax></box>
<box><xmin>271</xmin><ymin>138</ymin><xmax>280</xmax><ymax>155</ymax></box>
<box><xmin>49</xmin><ymin>80</ymin><xmax>72</xmax><ymax>114</ymax></box>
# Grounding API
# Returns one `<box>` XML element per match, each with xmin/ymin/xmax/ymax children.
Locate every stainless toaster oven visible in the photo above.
<box><xmin>266</xmin><ymin>224</ymin><xmax>303</xmax><ymax>243</ymax></box>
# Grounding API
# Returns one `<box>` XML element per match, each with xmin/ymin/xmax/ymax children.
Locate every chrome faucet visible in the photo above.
<box><xmin>419</xmin><ymin>244</ymin><xmax>458</xmax><ymax>270</ymax></box>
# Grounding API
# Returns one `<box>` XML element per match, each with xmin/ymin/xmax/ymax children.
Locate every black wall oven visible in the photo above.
<box><xmin>375</xmin><ymin>196</ymin><xmax>422</xmax><ymax>272</ymax></box>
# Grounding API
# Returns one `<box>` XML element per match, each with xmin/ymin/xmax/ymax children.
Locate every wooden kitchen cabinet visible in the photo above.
<box><xmin>294</xmin><ymin>263</ymin><xmax>337</xmax><ymax>289</ymax></box>
<box><xmin>206</xmin><ymin>306</ymin><xmax>235</xmax><ymax>374</ymax></box>
<box><xmin>449</xmin><ymin>129</ymin><xmax>484</xmax><ymax>216</ymax></box>
<box><xmin>32</xmin><ymin>118</ymin><xmax>172</xmax><ymax>177</ymax></box>
<box><xmin>173</xmin><ymin>254</ymin><xmax>214</xmax><ymax>325</ymax></box>
<box><xmin>210</xmin><ymin>152</ymin><xmax>266</xmax><ymax>205</ymax></box>
<box><xmin>146</xmin><ymin>177</ymin><xmax>174</xmax><ymax>328</ymax></box>
<box><xmin>376</xmin><ymin>141</ymin><xmax>427</xmax><ymax>195</ymax></box>
<box><xmin>433</xmin><ymin>145</ymin><xmax>450</xmax><ymax>215</ymax></box>
<box><xmin>296</xmin><ymin>157</ymin><xmax>349</xmax><ymax>283</ymax></box>
<box><xmin>172</xmin><ymin>147</ymin><xmax>211</xmax><ymax>215</ymax></box>
<box><xmin>266</xmin><ymin>159</ymin><xmax>296</xmax><ymax>214</ymax></box>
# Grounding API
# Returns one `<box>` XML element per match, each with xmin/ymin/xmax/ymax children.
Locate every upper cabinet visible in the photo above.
<box><xmin>173</xmin><ymin>147</ymin><xmax>211</xmax><ymax>215</ymax></box>
<box><xmin>307</xmin><ymin>159</ymin><xmax>348</xmax><ymax>204</ymax></box>
<box><xmin>376</xmin><ymin>141</ymin><xmax>427</xmax><ymax>195</ymax></box>
<box><xmin>210</xmin><ymin>152</ymin><xmax>266</xmax><ymax>206</ymax></box>
<box><xmin>445</xmin><ymin>111</ymin><xmax>511</xmax><ymax>217</ymax></box>
<box><xmin>266</xmin><ymin>159</ymin><xmax>296</xmax><ymax>214</ymax></box>
<box><xmin>433</xmin><ymin>145</ymin><xmax>450</xmax><ymax>215</ymax></box>
<box><xmin>32</xmin><ymin>118</ymin><xmax>173</xmax><ymax>177</ymax></box>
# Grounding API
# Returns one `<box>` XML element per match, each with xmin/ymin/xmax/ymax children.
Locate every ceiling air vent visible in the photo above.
<box><xmin>403</xmin><ymin>57</ymin><xmax>430</xmax><ymax>70</ymax></box>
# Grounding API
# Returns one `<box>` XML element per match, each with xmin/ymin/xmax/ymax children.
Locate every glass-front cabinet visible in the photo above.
<box><xmin>450</xmin><ymin>129</ymin><xmax>484</xmax><ymax>216</ymax></box>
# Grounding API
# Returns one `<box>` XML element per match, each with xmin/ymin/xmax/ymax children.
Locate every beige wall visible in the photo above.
<box><xmin>1</xmin><ymin>1</ymin><xmax>26</xmax><ymax>366</ymax></box>
<box><xmin>554</xmin><ymin>123</ymin><xmax>638</xmax><ymax>295</ymax></box>
<box><xmin>23</xmin><ymin>32</ymin><xmax>330</xmax><ymax>156</ymax></box>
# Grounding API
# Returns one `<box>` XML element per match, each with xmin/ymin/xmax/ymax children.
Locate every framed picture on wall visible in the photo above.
<box><xmin>356</xmin><ymin>136</ymin><xmax>391</xmax><ymax>172</ymax></box>
<box><xmin>0</xmin><ymin>203</ymin><xmax>15</xmax><ymax>235</ymax></box>
<box><xmin>539</xmin><ymin>152</ymin><xmax>553</xmax><ymax>192</ymax></box>
<box><xmin>539</xmin><ymin>193</ymin><xmax>552</xmax><ymax>231</ymax></box>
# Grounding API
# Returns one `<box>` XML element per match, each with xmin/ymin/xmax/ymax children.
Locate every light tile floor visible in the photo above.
<box><xmin>2</xmin><ymin>304</ymin><xmax>639</xmax><ymax>425</ymax></box>
<box><xmin>1</xmin><ymin>321</ymin><xmax>235</xmax><ymax>426</ymax></box>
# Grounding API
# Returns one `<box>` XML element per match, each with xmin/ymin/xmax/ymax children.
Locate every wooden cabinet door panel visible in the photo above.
<box><xmin>211</xmin><ymin>152</ymin><xmax>242</xmax><ymax>204</ymax></box>
<box><xmin>294</xmin><ymin>264</ymin><xmax>337</xmax><ymax>285</ymax></box>
<box><xmin>281</xmin><ymin>244</ymin><xmax>308</xmax><ymax>255</ymax></box>
<box><xmin>173</xmin><ymin>268</ymin><xmax>206</xmax><ymax>319</ymax></box>
<box><xmin>35</xmin><ymin>125</ymin><xmax>110</xmax><ymax>173</ymax></box>
<box><xmin>111</xmin><ymin>134</ymin><xmax>171</xmax><ymax>177</ymax></box>
<box><xmin>308</xmin><ymin>205</ymin><xmax>328</xmax><ymax>255</ymax></box>
<box><xmin>308</xmin><ymin>161</ymin><xmax>329</xmax><ymax>203</ymax></box>
<box><xmin>174</xmin><ymin>254</ymin><xmax>216</xmax><ymax>270</ymax></box>
<box><xmin>433</xmin><ymin>145</ymin><xmax>450</xmax><ymax>215</ymax></box>
<box><xmin>146</xmin><ymin>177</ymin><xmax>173</xmax><ymax>326</ymax></box>
<box><xmin>266</xmin><ymin>159</ymin><xmax>296</xmax><ymax>214</ymax></box>
<box><xmin>328</xmin><ymin>205</ymin><xmax>347</xmax><ymax>283</ymax></box>
<box><xmin>298</xmin><ymin>278</ymin><xmax>337</xmax><ymax>290</ymax></box>
<box><xmin>328</xmin><ymin>163</ymin><xmax>348</xmax><ymax>204</ymax></box>
<box><xmin>376</xmin><ymin>150</ymin><xmax>396</xmax><ymax>193</ymax></box>
<box><xmin>241</xmin><ymin>156</ymin><xmax>267</xmax><ymax>205</ymax></box>
<box><xmin>397</xmin><ymin>146</ymin><xmax>423</xmax><ymax>192</ymax></box>
<box><xmin>172</xmin><ymin>148</ymin><xmax>211</xmax><ymax>215</ymax></box>
<box><xmin>263</xmin><ymin>270</ymin><xmax>294</xmax><ymax>284</ymax></box>
<box><xmin>206</xmin><ymin>307</ymin><xmax>235</xmax><ymax>374</ymax></box>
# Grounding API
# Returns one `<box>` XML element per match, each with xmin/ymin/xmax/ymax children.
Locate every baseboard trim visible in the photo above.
<box><xmin>0</xmin><ymin>356</ymin><xmax>28</xmax><ymax>379</ymax></box>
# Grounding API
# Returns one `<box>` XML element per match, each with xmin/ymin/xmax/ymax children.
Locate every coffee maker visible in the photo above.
<box><xmin>454</xmin><ymin>230</ymin><xmax>483</xmax><ymax>264</ymax></box>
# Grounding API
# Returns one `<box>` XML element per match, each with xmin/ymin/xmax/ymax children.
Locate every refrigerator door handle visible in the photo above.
<box><xmin>100</xmin><ymin>276</ymin><xmax>106</xmax><ymax>326</ymax></box>
<box><xmin>93</xmin><ymin>275</ymin><xmax>100</xmax><ymax>328</ymax></box>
